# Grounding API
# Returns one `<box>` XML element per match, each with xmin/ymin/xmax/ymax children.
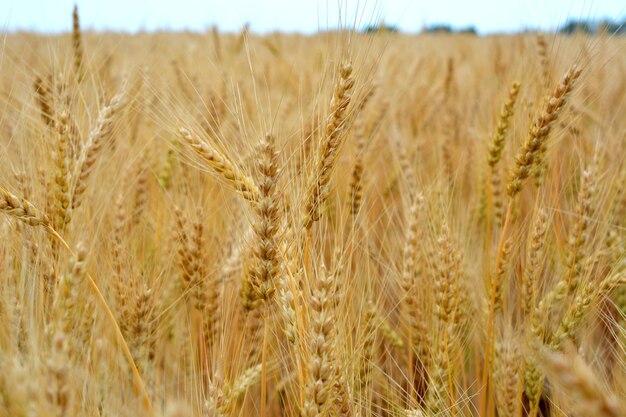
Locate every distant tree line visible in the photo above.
<box><xmin>363</xmin><ymin>23</ymin><xmax>477</xmax><ymax>34</ymax></box>
<box><xmin>422</xmin><ymin>24</ymin><xmax>477</xmax><ymax>34</ymax></box>
<box><xmin>559</xmin><ymin>18</ymin><xmax>625</xmax><ymax>35</ymax></box>
<box><xmin>362</xmin><ymin>18</ymin><xmax>625</xmax><ymax>35</ymax></box>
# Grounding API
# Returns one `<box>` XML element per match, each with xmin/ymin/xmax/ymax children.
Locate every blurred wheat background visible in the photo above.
<box><xmin>0</xmin><ymin>5</ymin><xmax>625</xmax><ymax>417</ymax></box>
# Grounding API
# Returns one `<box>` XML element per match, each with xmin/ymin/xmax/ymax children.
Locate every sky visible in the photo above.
<box><xmin>2</xmin><ymin>0</ymin><xmax>625</xmax><ymax>34</ymax></box>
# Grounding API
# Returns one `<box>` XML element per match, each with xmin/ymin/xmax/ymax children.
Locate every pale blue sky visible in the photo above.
<box><xmin>2</xmin><ymin>0</ymin><xmax>625</xmax><ymax>34</ymax></box>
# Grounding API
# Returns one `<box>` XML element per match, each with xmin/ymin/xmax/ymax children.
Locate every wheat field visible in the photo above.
<box><xmin>0</xmin><ymin>7</ymin><xmax>625</xmax><ymax>417</ymax></box>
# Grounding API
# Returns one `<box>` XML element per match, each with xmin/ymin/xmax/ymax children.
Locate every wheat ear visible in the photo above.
<box><xmin>71</xmin><ymin>89</ymin><xmax>127</xmax><ymax>211</ymax></box>
<box><xmin>541</xmin><ymin>346</ymin><xmax>624</xmax><ymax>417</ymax></box>
<box><xmin>178</xmin><ymin>127</ymin><xmax>260</xmax><ymax>202</ymax></box>
<box><xmin>303</xmin><ymin>62</ymin><xmax>354</xmax><ymax>230</ymax></box>
<box><xmin>507</xmin><ymin>65</ymin><xmax>581</xmax><ymax>197</ymax></box>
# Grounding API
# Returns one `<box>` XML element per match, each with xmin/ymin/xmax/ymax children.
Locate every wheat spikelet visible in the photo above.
<box><xmin>131</xmin><ymin>158</ymin><xmax>149</xmax><ymax>228</ymax></box>
<box><xmin>552</xmin><ymin>270</ymin><xmax>625</xmax><ymax>348</ymax></box>
<box><xmin>34</xmin><ymin>75</ymin><xmax>55</xmax><ymax>127</ymax></box>
<box><xmin>201</xmin><ymin>262</ymin><xmax>222</xmax><ymax>352</ymax></box>
<box><xmin>357</xmin><ymin>301</ymin><xmax>377</xmax><ymax>393</ymax></box>
<box><xmin>247</xmin><ymin>133</ymin><xmax>282</xmax><ymax>303</ymax></box>
<box><xmin>71</xmin><ymin>89</ymin><xmax>127</xmax><ymax>211</ymax></box>
<box><xmin>349</xmin><ymin>146</ymin><xmax>365</xmax><ymax>218</ymax></box>
<box><xmin>426</xmin><ymin>224</ymin><xmax>462</xmax><ymax>415</ymax></box>
<box><xmin>111</xmin><ymin>192</ymin><xmax>131</xmax><ymax>334</ymax></box>
<box><xmin>401</xmin><ymin>192</ymin><xmax>431</xmax><ymax>403</ymax></box>
<box><xmin>488</xmin><ymin>82</ymin><xmax>520</xmax><ymax>226</ymax></box>
<box><xmin>494</xmin><ymin>341</ymin><xmax>521</xmax><ymax>417</ymax></box>
<box><xmin>303</xmin><ymin>62</ymin><xmax>354</xmax><ymax>230</ymax></box>
<box><xmin>229</xmin><ymin>363</ymin><xmax>263</xmax><ymax>402</ymax></box>
<box><xmin>541</xmin><ymin>346</ymin><xmax>624</xmax><ymax>417</ymax></box>
<box><xmin>491</xmin><ymin>238</ymin><xmax>512</xmax><ymax>312</ymax></box>
<box><xmin>128</xmin><ymin>285</ymin><xmax>156</xmax><ymax>369</ymax></box>
<box><xmin>378</xmin><ymin>313</ymin><xmax>404</xmax><ymax>349</ymax></box>
<box><xmin>0</xmin><ymin>187</ymin><xmax>50</xmax><ymax>227</ymax></box>
<box><xmin>522</xmin><ymin>209</ymin><xmax>548</xmax><ymax>319</ymax></box>
<box><xmin>158</xmin><ymin>148</ymin><xmax>176</xmax><ymax>189</ymax></box>
<box><xmin>0</xmin><ymin>358</ymin><xmax>36</xmax><ymax>415</ymax></box>
<box><xmin>302</xmin><ymin>266</ymin><xmax>338</xmax><ymax>417</ymax></box>
<box><xmin>523</xmin><ymin>352</ymin><xmax>545</xmax><ymax>417</ymax></box>
<box><xmin>189</xmin><ymin>209</ymin><xmax>207</xmax><ymax>310</ymax></box>
<box><xmin>488</xmin><ymin>82</ymin><xmax>521</xmax><ymax>168</ymax></box>
<box><xmin>565</xmin><ymin>167</ymin><xmax>595</xmax><ymax>294</ymax></box>
<box><xmin>203</xmin><ymin>365</ymin><xmax>262</xmax><ymax>416</ymax></box>
<box><xmin>72</xmin><ymin>5</ymin><xmax>84</xmax><ymax>80</ymax></box>
<box><xmin>175</xmin><ymin>207</ymin><xmax>194</xmax><ymax>300</ymax></box>
<box><xmin>45</xmin><ymin>332</ymin><xmax>75</xmax><ymax>417</ymax></box>
<box><xmin>348</xmin><ymin>85</ymin><xmax>376</xmax><ymax>217</ymax></box>
<box><xmin>276</xmin><ymin>219</ymin><xmax>305</xmax><ymax>348</ymax></box>
<box><xmin>178</xmin><ymin>127</ymin><xmax>260</xmax><ymax>202</ymax></box>
<box><xmin>277</xmin><ymin>228</ymin><xmax>299</xmax><ymax>345</ymax></box>
<box><xmin>507</xmin><ymin>64</ymin><xmax>581</xmax><ymax>197</ymax></box>
<box><xmin>533</xmin><ymin>168</ymin><xmax>597</xmax><ymax>334</ymax></box>
<box><xmin>52</xmin><ymin>112</ymin><xmax>72</xmax><ymax>230</ymax></box>
<box><xmin>50</xmin><ymin>242</ymin><xmax>88</xmax><ymax>338</ymax></box>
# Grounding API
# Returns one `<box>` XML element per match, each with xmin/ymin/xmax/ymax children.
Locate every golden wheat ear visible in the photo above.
<box><xmin>541</xmin><ymin>345</ymin><xmax>625</xmax><ymax>417</ymax></box>
<box><xmin>72</xmin><ymin>5</ymin><xmax>84</xmax><ymax>80</ymax></box>
<box><xmin>178</xmin><ymin>127</ymin><xmax>260</xmax><ymax>203</ymax></box>
<box><xmin>0</xmin><ymin>187</ymin><xmax>50</xmax><ymax>227</ymax></box>
<box><xmin>507</xmin><ymin>64</ymin><xmax>581</xmax><ymax>197</ymax></box>
<box><xmin>71</xmin><ymin>88</ymin><xmax>127</xmax><ymax>212</ymax></box>
<box><xmin>303</xmin><ymin>62</ymin><xmax>355</xmax><ymax>230</ymax></box>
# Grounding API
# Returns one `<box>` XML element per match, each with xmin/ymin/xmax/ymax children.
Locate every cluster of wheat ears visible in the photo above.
<box><xmin>0</xmin><ymin>6</ymin><xmax>624</xmax><ymax>417</ymax></box>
